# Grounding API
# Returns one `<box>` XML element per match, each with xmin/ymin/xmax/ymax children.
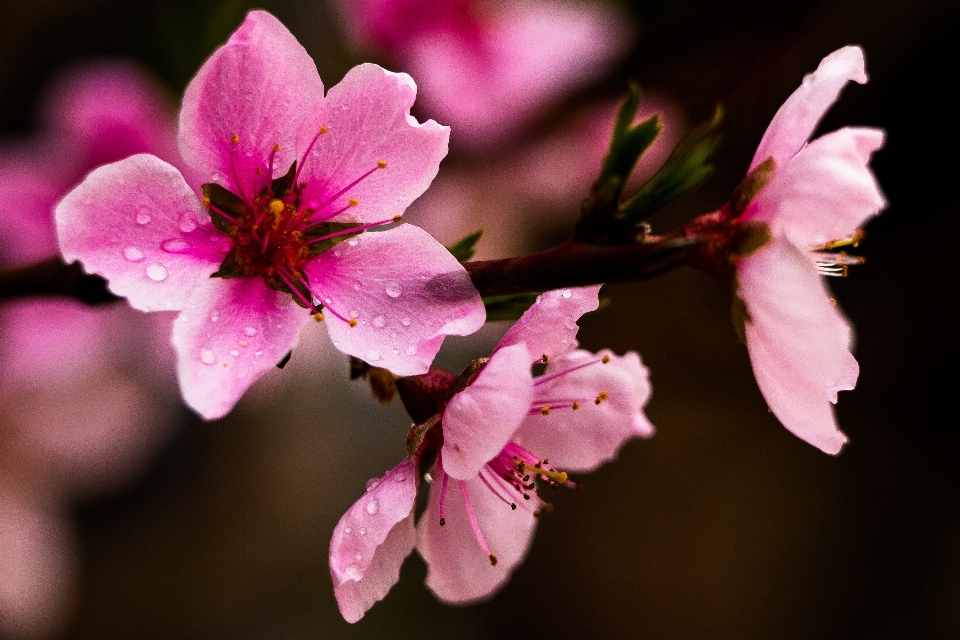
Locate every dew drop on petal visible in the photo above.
<box><xmin>230</xmin><ymin>349</ymin><xmax>240</xmax><ymax>357</ymax></box>
<box><xmin>161</xmin><ymin>238</ymin><xmax>190</xmax><ymax>253</ymax></box>
<box><xmin>210</xmin><ymin>311</ymin><xmax>219</xmax><ymax>323</ymax></box>
<box><xmin>179</xmin><ymin>211</ymin><xmax>198</xmax><ymax>233</ymax></box>
<box><xmin>146</xmin><ymin>263</ymin><xmax>168</xmax><ymax>282</ymax></box>
<box><xmin>366</xmin><ymin>350</ymin><xmax>381</xmax><ymax>362</ymax></box>
<box><xmin>366</xmin><ymin>478</ymin><xmax>381</xmax><ymax>491</ymax></box>
<box><xmin>394</xmin><ymin>473</ymin><xmax>406</xmax><ymax>482</ymax></box>
<box><xmin>136</xmin><ymin>210</ymin><xmax>152</xmax><ymax>225</ymax></box>
<box><xmin>244</xmin><ymin>326</ymin><xmax>258</xmax><ymax>337</ymax></box>
<box><xmin>123</xmin><ymin>246</ymin><xmax>144</xmax><ymax>262</ymax></box>
<box><xmin>200</xmin><ymin>347</ymin><xmax>216</xmax><ymax>365</ymax></box>
<box><xmin>344</xmin><ymin>525</ymin><xmax>352</xmax><ymax>534</ymax></box>
<box><xmin>255</xmin><ymin>350</ymin><xmax>264</xmax><ymax>357</ymax></box>
<box><xmin>385</xmin><ymin>280</ymin><xmax>402</xmax><ymax>298</ymax></box>
<box><xmin>347</xmin><ymin>238</ymin><xmax>359</xmax><ymax>247</ymax></box>
<box><xmin>344</xmin><ymin>564</ymin><xmax>362</xmax><ymax>581</ymax></box>
<box><xmin>349</xmin><ymin>310</ymin><xmax>358</xmax><ymax>318</ymax></box>
<box><xmin>358</xmin><ymin>527</ymin><xmax>366</xmax><ymax>536</ymax></box>
<box><xmin>561</xmin><ymin>289</ymin><xmax>573</xmax><ymax>299</ymax></box>
<box><xmin>366</xmin><ymin>499</ymin><xmax>379</xmax><ymax>515</ymax></box>
<box><xmin>401</xmin><ymin>317</ymin><xmax>411</xmax><ymax>327</ymax></box>
<box><xmin>372</xmin><ymin>315</ymin><xmax>386</xmax><ymax>328</ymax></box>
<box><xmin>405</xmin><ymin>345</ymin><xmax>417</xmax><ymax>356</ymax></box>
<box><xmin>392</xmin><ymin>348</ymin><xmax>400</xmax><ymax>355</ymax></box>
<box><xmin>355</xmin><ymin>552</ymin><xmax>363</xmax><ymax>560</ymax></box>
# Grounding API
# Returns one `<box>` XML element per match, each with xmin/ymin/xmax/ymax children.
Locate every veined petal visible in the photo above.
<box><xmin>515</xmin><ymin>349</ymin><xmax>654</xmax><ymax>472</ymax></box>
<box><xmin>306</xmin><ymin>224</ymin><xmax>485</xmax><ymax>376</ymax></box>
<box><xmin>297</xmin><ymin>64</ymin><xmax>449</xmax><ymax>225</ymax></box>
<box><xmin>748</xmin><ymin>127</ymin><xmax>886</xmax><ymax>247</ymax></box>
<box><xmin>750</xmin><ymin>46</ymin><xmax>867</xmax><ymax>171</ymax></box>
<box><xmin>417</xmin><ymin>470</ymin><xmax>538</xmax><ymax>604</ymax></box>
<box><xmin>441</xmin><ymin>343</ymin><xmax>535</xmax><ymax>481</ymax></box>
<box><xmin>55</xmin><ymin>154</ymin><xmax>226</xmax><ymax>312</ymax></box>
<box><xmin>330</xmin><ymin>458</ymin><xmax>417</xmax><ymax>624</ymax></box>
<box><xmin>738</xmin><ymin>236</ymin><xmax>856</xmax><ymax>453</ymax></box>
<box><xmin>171</xmin><ymin>277</ymin><xmax>310</xmax><ymax>419</ymax></box>
<box><xmin>496</xmin><ymin>286</ymin><xmax>601</xmax><ymax>364</ymax></box>
<box><xmin>179</xmin><ymin>10</ymin><xmax>324</xmax><ymax>195</ymax></box>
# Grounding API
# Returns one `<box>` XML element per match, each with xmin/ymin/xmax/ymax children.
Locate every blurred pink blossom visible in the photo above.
<box><xmin>330</xmin><ymin>287</ymin><xmax>654</xmax><ymax>621</ymax></box>
<box><xmin>337</xmin><ymin>0</ymin><xmax>633</xmax><ymax>149</ymax></box>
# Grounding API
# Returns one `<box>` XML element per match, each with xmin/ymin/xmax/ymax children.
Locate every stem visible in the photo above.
<box><xmin>0</xmin><ymin>260</ymin><xmax>118</xmax><ymax>305</ymax></box>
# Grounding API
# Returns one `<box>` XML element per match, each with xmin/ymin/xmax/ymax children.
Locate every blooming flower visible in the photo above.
<box><xmin>717</xmin><ymin>47</ymin><xmax>886</xmax><ymax>454</ymax></box>
<box><xmin>335</xmin><ymin>0</ymin><xmax>631</xmax><ymax>149</ymax></box>
<box><xmin>0</xmin><ymin>62</ymin><xmax>179</xmax><ymax>639</ymax></box>
<box><xmin>329</xmin><ymin>287</ymin><xmax>654</xmax><ymax>621</ymax></box>
<box><xmin>55</xmin><ymin>11</ymin><xmax>485</xmax><ymax>419</ymax></box>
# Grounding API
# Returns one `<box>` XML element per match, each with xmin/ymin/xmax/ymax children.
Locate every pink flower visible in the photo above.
<box><xmin>329</xmin><ymin>287</ymin><xmax>654</xmax><ymax>621</ymax></box>
<box><xmin>55</xmin><ymin>11</ymin><xmax>485</xmax><ymax>420</ymax></box>
<box><xmin>733</xmin><ymin>47</ymin><xmax>886</xmax><ymax>453</ymax></box>
<box><xmin>336</xmin><ymin>0</ymin><xmax>631</xmax><ymax>149</ymax></box>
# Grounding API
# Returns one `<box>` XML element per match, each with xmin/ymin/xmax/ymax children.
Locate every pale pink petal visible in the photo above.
<box><xmin>441</xmin><ymin>343</ymin><xmax>535</xmax><ymax>481</ymax></box>
<box><xmin>496</xmin><ymin>286</ymin><xmax>601</xmax><ymax>364</ymax></box>
<box><xmin>330</xmin><ymin>458</ymin><xmax>417</xmax><ymax>623</ymax></box>
<box><xmin>747</xmin><ymin>127</ymin><xmax>886</xmax><ymax>247</ymax></box>
<box><xmin>171</xmin><ymin>277</ymin><xmax>310</xmax><ymax>419</ymax></box>
<box><xmin>297</xmin><ymin>64</ymin><xmax>449</xmax><ymax>225</ymax></box>
<box><xmin>179</xmin><ymin>10</ymin><xmax>324</xmax><ymax>194</ymax></box>
<box><xmin>515</xmin><ymin>349</ymin><xmax>654</xmax><ymax>472</ymax></box>
<box><xmin>417</xmin><ymin>469</ymin><xmax>538</xmax><ymax>603</ymax></box>
<box><xmin>738</xmin><ymin>237</ymin><xmax>856</xmax><ymax>453</ymax></box>
<box><xmin>750</xmin><ymin>46</ymin><xmax>867</xmax><ymax>171</ymax></box>
<box><xmin>55</xmin><ymin>154</ymin><xmax>226</xmax><ymax>312</ymax></box>
<box><xmin>306</xmin><ymin>224</ymin><xmax>485</xmax><ymax>376</ymax></box>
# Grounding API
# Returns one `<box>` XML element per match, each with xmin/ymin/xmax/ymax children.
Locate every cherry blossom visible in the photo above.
<box><xmin>330</xmin><ymin>287</ymin><xmax>654</xmax><ymax>621</ymax></box>
<box><xmin>55</xmin><ymin>11</ymin><xmax>485</xmax><ymax>419</ymax></box>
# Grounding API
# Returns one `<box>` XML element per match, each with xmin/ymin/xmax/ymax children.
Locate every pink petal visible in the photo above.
<box><xmin>750</xmin><ymin>46</ymin><xmax>867</xmax><ymax>171</ymax></box>
<box><xmin>514</xmin><ymin>348</ymin><xmax>654</xmax><ymax>472</ymax></box>
<box><xmin>738</xmin><ymin>236</ymin><xmax>856</xmax><ymax>453</ymax></box>
<box><xmin>306</xmin><ymin>224</ymin><xmax>485</xmax><ymax>376</ymax></box>
<box><xmin>748</xmin><ymin>127</ymin><xmax>886</xmax><ymax>247</ymax></box>
<box><xmin>171</xmin><ymin>277</ymin><xmax>310</xmax><ymax>419</ymax></box>
<box><xmin>441</xmin><ymin>343</ymin><xmax>535</xmax><ymax>481</ymax></box>
<box><xmin>417</xmin><ymin>470</ymin><xmax>538</xmax><ymax>603</ymax></box>
<box><xmin>55</xmin><ymin>154</ymin><xmax>227</xmax><ymax>312</ymax></box>
<box><xmin>330</xmin><ymin>458</ymin><xmax>417</xmax><ymax>623</ymax></box>
<box><xmin>179</xmin><ymin>10</ymin><xmax>324</xmax><ymax>195</ymax></box>
<box><xmin>296</xmin><ymin>64</ymin><xmax>449</xmax><ymax>225</ymax></box>
<box><xmin>496</xmin><ymin>286</ymin><xmax>601</xmax><ymax>364</ymax></box>
<box><xmin>0</xmin><ymin>154</ymin><xmax>62</xmax><ymax>268</ymax></box>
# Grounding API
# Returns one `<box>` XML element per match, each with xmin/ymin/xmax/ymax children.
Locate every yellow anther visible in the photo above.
<box><xmin>269</xmin><ymin>199</ymin><xmax>284</xmax><ymax>215</ymax></box>
<box><xmin>314</xmin><ymin>312</ymin><xmax>324</xmax><ymax>322</ymax></box>
<box><xmin>540</xmin><ymin>406</ymin><xmax>551</xmax><ymax>416</ymax></box>
<box><xmin>392</xmin><ymin>214</ymin><xmax>402</xmax><ymax>222</ymax></box>
<box><xmin>348</xmin><ymin>198</ymin><xmax>359</xmax><ymax>207</ymax></box>
<box><xmin>272</xmin><ymin>144</ymin><xmax>281</xmax><ymax>152</ymax></box>
<box><xmin>829</xmin><ymin>297</ymin><xmax>837</xmax><ymax>306</ymax></box>
<box><xmin>231</xmin><ymin>134</ymin><xmax>240</xmax><ymax>144</ymax></box>
<box><xmin>572</xmin><ymin>401</ymin><xmax>580</xmax><ymax>411</ymax></box>
<box><xmin>601</xmin><ymin>355</ymin><xmax>611</xmax><ymax>364</ymax></box>
<box><xmin>349</xmin><ymin>318</ymin><xmax>358</xmax><ymax>327</ymax></box>
<box><xmin>439</xmin><ymin>517</ymin><xmax>446</xmax><ymax>526</ymax></box>
<box><xmin>541</xmin><ymin>354</ymin><xmax>550</xmax><ymax>363</ymax></box>
<box><xmin>377</xmin><ymin>160</ymin><xmax>388</xmax><ymax>169</ymax></box>
<box><xmin>489</xmin><ymin>554</ymin><xmax>498</xmax><ymax>566</ymax></box>
<box><xmin>595</xmin><ymin>390</ymin><xmax>609</xmax><ymax>405</ymax></box>
<box><xmin>533</xmin><ymin>467</ymin><xmax>568</xmax><ymax>485</ymax></box>
<box><xmin>319</xmin><ymin>125</ymin><xmax>328</xmax><ymax>135</ymax></box>
<box><xmin>256</xmin><ymin>167</ymin><xmax>263</xmax><ymax>175</ymax></box>
<box><xmin>201</xmin><ymin>196</ymin><xmax>211</xmax><ymax>207</ymax></box>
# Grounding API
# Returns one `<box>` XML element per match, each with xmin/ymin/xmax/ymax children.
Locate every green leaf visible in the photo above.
<box><xmin>269</xmin><ymin>160</ymin><xmax>297</xmax><ymax>199</ymax></box>
<box><xmin>201</xmin><ymin>183</ymin><xmax>248</xmax><ymax>235</ymax></box>
<box><xmin>619</xmin><ymin>106</ymin><xmax>723</xmax><ymax>225</ymax></box>
<box><xmin>445</xmin><ymin>230</ymin><xmax>483</xmax><ymax>263</ymax></box>
<box><xmin>209</xmin><ymin>250</ymin><xmax>245</xmax><ymax>279</ymax></box>
<box><xmin>483</xmin><ymin>293</ymin><xmax>541</xmax><ymax>322</ymax></box>
<box><xmin>304</xmin><ymin>222</ymin><xmax>365</xmax><ymax>257</ymax></box>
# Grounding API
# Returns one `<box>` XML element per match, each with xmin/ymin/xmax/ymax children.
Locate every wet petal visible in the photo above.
<box><xmin>750</xmin><ymin>46</ymin><xmax>867</xmax><ymax>171</ymax></box>
<box><xmin>330</xmin><ymin>458</ymin><xmax>417</xmax><ymax>623</ymax></box>
<box><xmin>55</xmin><ymin>154</ymin><xmax>226</xmax><ymax>312</ymax></box>
<box><xmin>496</xmin><ymin>286</ymin><xmax>601</xmax><ymax>364</ymax></box>
<box><xmin>171</xmin><ymin>277</ymin><xmax>310</xmax><ymax>419</ymax></box>
<box><xmin>306</xmin><ymin>224</ymin><xmax>485</xmax><ymax>376</ymax></box>
<box><xmin>441</xmin><ymin>343</ymin><xmax>535</xmax><ymax>481</ymax></box>
<box><xmin>515</xmin><ymin>349</ymin><xmax>654</xmax><ymax>472</ymax></box>
<box><xmin>297</xmin><ymin>63</ymin><xmax>449</xmax><ymax>225</ymax></box>
<box><xmin>179</xmin><ymin>10</ymin><xmax>324</xmax><ymax>195</ymax></box>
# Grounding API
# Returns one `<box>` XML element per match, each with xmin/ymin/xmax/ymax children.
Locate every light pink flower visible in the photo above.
<box><xmin>734</xmin><ymin>46</ymin><xmax>886</xmax><ymax>454</ymax></box>
<box><xmin>337</xmin><ymin>0</ymin><xmax>631</xmax><ymax>149</ymax></box>
<box><xmin>330</xmin><ymin>287</ymin><xmax>654</xmax><ymax>621</ymax></box>
<box><xmin>55</xmin><ymin>11</ymin><xmax>485</xmax><ymax>419</ymax></box>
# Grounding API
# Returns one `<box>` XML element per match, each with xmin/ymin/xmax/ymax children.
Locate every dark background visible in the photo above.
<box><xmin>1</xmin><ymin>0</ymin><xmax>958</xmax><ymax>638</ymax></box>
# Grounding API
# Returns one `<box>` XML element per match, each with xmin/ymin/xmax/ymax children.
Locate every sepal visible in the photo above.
<box><xmin>201</xmin><ymin>182</ymin><xmax>248</xmax><ymax>235</ymax></box>
<box><xmin>445</xmin><ymin>229</ymin><xmax>483</xmax><ymax>263</ymax></box>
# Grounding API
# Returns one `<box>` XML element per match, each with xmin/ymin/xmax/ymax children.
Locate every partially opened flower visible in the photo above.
<box><xmin>56</xmin><ymin>11</ymin><xmax>485</xmax><ymax>419</ymax></box>
<box><xmin>687</xmin><ymin>46</ymin><xmax>886</xmax><ymax>453</ymax></box>
<box><xmin>330</xmin><ymin>287</ymin><xmax>654</xmax><ymax>621</ymax></box>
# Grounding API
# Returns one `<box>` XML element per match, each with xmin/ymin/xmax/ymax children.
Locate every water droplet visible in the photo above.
<box><xmin>366</xmin><ymin>499</ymin><xmax>380</xmax><ymax>515</ymax></box>
<box><xmin>366</xmin><ymin>350</ymin><xmax>381</xmax><ymax>361</ymax></box>
<box><xmin>178</xmin><ymin>212</ymin><xmax>198</xmax><ymax>233</ymax></box>
<box><xmin>347</xmin><ymin>238</ymin><xmax>359</xmax><ymax>247</ymax></box>
<box><xmin>210</xmin><ymin>311</ymin><xmax>219</xmax><ymax>323</ymax></box>
<box><xmin>323</xmin><ymin>297</ymin><xmax>332</xmax><ymax>305</ymax></box>
<box><xmin>395</xmin><ymin>473</ymin><xmax>406</xmax><ymax>483</ymax></box>
<box><xmin>355</xmin><ymin>552</ymin><xmax>363</xmax><ymax>560</ymax></box>
<box><xmin>561</xmin><ymin>289</ymin><xmax>573</xmax><ymax>299</ymax></box>
<box><xmin>358</xmin><ymin>527</ymin><xmax>367</xmax><ymax>536</ymax></box>
<box><xmin>123</xmin><ymin>246</ymin><xmax>144</xmax><ymax>262</ymax></box>
<box><xmin>136</xmin><ymin>210</ymin><xmax>151</xmax><ymax>225</ymax></box>
<box><xmin>424</xmin><ymin>472</ymin><xmax>433</xmax><ymax>484</ymax></box>
<box><xmin>146</xmin><ymin>263</ymin><xmax>168</xmax><ymax>282</ymax></box>
<box><xmin>244</xmin><ymin>326</ymin><xmax>258</xmax><ymax>336</ymax></box>
<box><xmin>344</xmin><ymin>525</ymin><xmax>352</xmax><ymax>534</ymax></box>
<box><xmin>200</xmin><ymin>347</ymin><xmax>216</xmax><ymax>365</ymax></box>
<box><xmin>238</xmin><ymin>340</ymin><xmax>249</xmax><ymax>348</ymax></box>
<box><xmin>392</xmin><ymin>348</ymin><xmax>400</xmax><ymax>355</ymax></box>
<box><xmin>405</xmin><ymin>345</ymin><xmax>417</xmax><ymax>356</ymax></box>
<box><xmin>366</xmin><ymin>478</ymin><xmax>381</xmax><ymax>491</ymax></box>
<box><xmin>344</xmin><ymin>564</ymin><xmax>362</xmax><ymax>581</ymax></box>
<box><xmin>255</xmin><ymin>350</ymin><xmax>264</xmax><ymax>357</ymax></box>
<box><xmin>385</xmin><ymin>280</ymin><xmax>402</xmax><ymax>298</ymax></box>
<box><xmin>401</xmin><ymin>317</ymin><xmax>411</xmax><ymax>327</ymax></box>
<box><xmin>230</xmin><ymin>349</ymin><xmax>240</xmax><ymax>357</ymax></box>
<box><xmin>372</xmin><ymin>315</ymin><xmax>386</xmax><ymax>328</ymax></box>
<box><xmin>161</xmin><ymin>238</ymin><xmax>190</xmax><ymax>253</ymax></box>
<box><xmin>349</xmin><ymin>310</ymin><xmax>358</xmax><ymax>318</ymax></box>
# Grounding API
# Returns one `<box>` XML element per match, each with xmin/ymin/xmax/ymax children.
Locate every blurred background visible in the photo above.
<box><xmin>0</xmin><ymin>0</ymin><xmax>957</xmax><ymax>638</ymax></box>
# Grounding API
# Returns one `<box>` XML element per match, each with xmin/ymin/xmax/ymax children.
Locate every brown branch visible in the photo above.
<box><xmin>0</xmin><ymin>260</ymin><xmax>117</xmax><ymax>305</ymax></box>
